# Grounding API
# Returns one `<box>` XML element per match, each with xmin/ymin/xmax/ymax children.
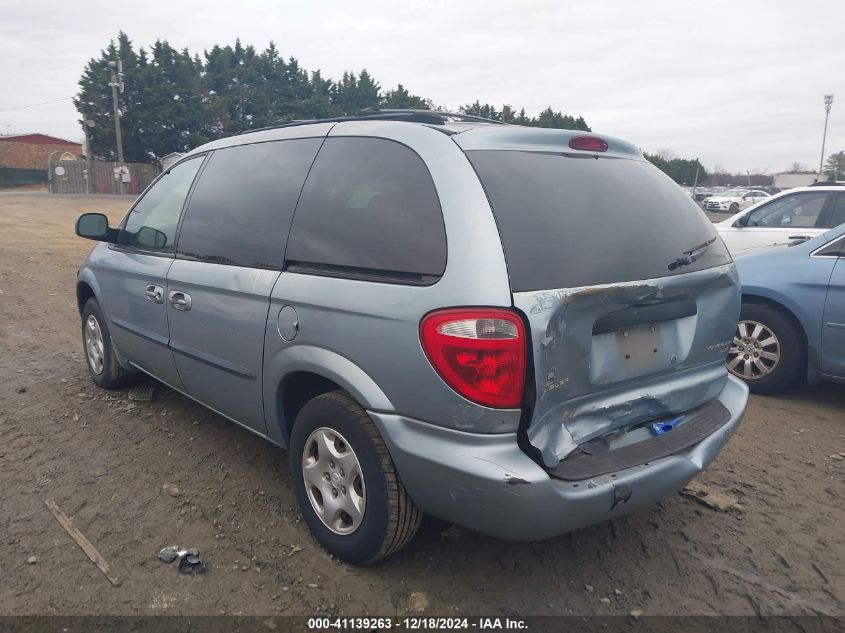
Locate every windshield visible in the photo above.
<box><xmin>721</xmin><ymin>189</ymin><xmax>748</xmax><ymax>197</ymax></box>
<box><xmin>467</xmin><ymin>151</ymin><xmax>732</xmax><ymax>292</ymax></box>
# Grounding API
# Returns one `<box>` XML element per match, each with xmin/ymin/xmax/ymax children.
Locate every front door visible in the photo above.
<box><xmin>97</xmin><ymin>155</ymin><xmax>205</xmax><ymax>388</ymax></box>
<box><xmin>723</xmin><ymin>191</ymin><xmax>830</xmax><ymax>251</ymax></box>
<box><xmin>822</xmin><ymin>238</ymin><xmax>845</xmax><ymax>378</ymax></box>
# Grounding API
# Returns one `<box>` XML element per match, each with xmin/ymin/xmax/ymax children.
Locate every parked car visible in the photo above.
<box><xmin>74</xmin><ymin>109</ymin><xmax>748</xmax><ymax>564</ymax></box>
<box><xmin>683</xmin><ymin>187</ymin><xmax>713</xmax><ymax>201</ymax></box>
<box><xmin>753</xmin><ymin>186</ymin><xmax>781</xmax><ymax>195</ymax></box>
<box><xmin>728</xmin><ymin>224</ymin><xmax>845</xmax><ymax>393</ymax></box>
<box><xmin>715</xmin><ymin>186</ymin><xmax>845</xmax><ymax>253</ymax></box>
<box><xmin>704</xmin><ymin>188</ymin><xmax>771</xmax><ymax>212</ymax></box>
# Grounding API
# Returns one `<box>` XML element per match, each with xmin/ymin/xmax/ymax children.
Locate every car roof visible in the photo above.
<box><xmin>770</xmin><ymin>185</ymin><xmax>844</xmax><ymax>194</ymax></box>
<box><xmin>186</xmin><ymin>109</ymin><xmax>643</xmax><ymax>161</ymax></box>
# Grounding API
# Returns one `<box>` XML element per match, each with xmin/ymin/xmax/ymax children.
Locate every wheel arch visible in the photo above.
<box><xmin>76</xmin><ymin>279</ymin><xmax>96</xmax><ymax>315</ymax></box>
<box><xmin>263</xmin><ymin>346</ymin><xmax>395</xmax><ymax>447</ymax></box>
<box><xmin>278</xmin><ymin>372</ymin><xmax>343</xmax><ymax>442</ymax></box>
<box><xmin>741</xmin><ymin>293</ymin><xmax>814</xmax><ymax>380</ymax></box>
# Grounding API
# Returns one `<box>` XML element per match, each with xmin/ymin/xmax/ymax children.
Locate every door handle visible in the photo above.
<box><xmin>144</xmin><ymin>284</ymin><xmax>164</xmax><ymax>304</ymax></box>
<box><xmin>168</xmin><ymin>290</ymin><xmax>192</xmax><ymax>311</ymax></box>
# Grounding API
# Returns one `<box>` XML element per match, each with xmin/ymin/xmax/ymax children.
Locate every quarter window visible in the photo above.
<box><xmin>745</xmin><ymin>192</ymin><xmax>828</xmax><ymax>228</ymax></box>
<box><xmin>176</xmin><ymin>139</ymin><xmax>322</xmax><ymax>270</ymax></box>
<box><xmin>120</xmin><ymin>156</ymin><xmax>203</xmax><ymax>253</ymax></box>
<box><xmin>285</xmin><ymin>137</ymin><xmax>447</xmax><ymax>280</ymax></box>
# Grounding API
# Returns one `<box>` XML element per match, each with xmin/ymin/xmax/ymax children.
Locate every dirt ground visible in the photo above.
<box><xmin>0</xmin><ymin>193</ymin><xmax>843</xmax><ymax>617</ymax></box>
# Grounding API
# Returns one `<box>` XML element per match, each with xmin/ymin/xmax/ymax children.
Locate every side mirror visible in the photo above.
<box><xmin>733</xmin><ymin>214</ymin><xmax>749</xmax><ymax>228</ymax></box>
<box><xmin>135</xmin><ymin>226</ymin><xmax>168</xmax><ymax>249</ymax></box>
<box><xmin>75</xmin><ymin>213</ymin><xmax>116</xmax><ymax>243</ymax></box>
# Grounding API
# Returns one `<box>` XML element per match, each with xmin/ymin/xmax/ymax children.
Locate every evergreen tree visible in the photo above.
<box><xmin>380</xmin><ymin>84</ymin><xmax>431</xmax><ymax>109</ymax></box>
<box><xmin>644</xmin><ymin>152</ymin><xmax>708</xmax><ymax>185</ymax></box>
<box><xmin>533</xmin><ymin>107</ymin><xmax>590</xmax><ymax>131</ymax></box>
<box><xmin>76</xmin><ymin>33</ymin><xmax>593</xmax><ymax>162</ymax></box>
<box><xmin>461</xmin><ymin>102</ymin><xmax>586</xmax><ymax>128</ymax></box>
<box><xmin>823</xmin><ymin>151</ymin><xmax>845</xmax><ymax>181</ymax></box>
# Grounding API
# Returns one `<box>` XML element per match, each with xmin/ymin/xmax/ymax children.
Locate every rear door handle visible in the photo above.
<box><xmin>168</xmin><ymin>290</ymin><xmax>192</xmax><ymax>311</ymax></box>
<box><xmin>144</xmin><ymin>284</ymin><xmax>164</xmax><ymax>304</ymax></box>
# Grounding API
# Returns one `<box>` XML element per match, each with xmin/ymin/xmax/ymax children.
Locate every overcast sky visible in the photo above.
<box><xmin>1</xmin><ymin>0</ymin><xmax>842</xmax><ymax>173</ymax></box>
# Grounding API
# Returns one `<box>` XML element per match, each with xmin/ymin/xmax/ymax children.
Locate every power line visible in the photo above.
<box><xmin>0</xmin><ymin>96</ymin><xmax>74</xmax><ymax>112</ymax></box>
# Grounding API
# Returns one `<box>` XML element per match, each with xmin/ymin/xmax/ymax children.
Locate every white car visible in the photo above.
<box><xmin>704</xmin><ymin>188</ymin><xmax>771</xmax><ymax>212</ymax></box>
<box><xmin>714</xmin><ymin>186</ymin><xmax>845</xmax><ymax>252</ymax></box>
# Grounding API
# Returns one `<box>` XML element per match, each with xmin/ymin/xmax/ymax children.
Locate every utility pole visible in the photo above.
<box><xmin>819</xmin><ymin>94</ymin><xmax>834</xmax><ymax>179</ymax></box>
<box><xmin>82</xmin><ymin>117</ymin><xmax>95</xmax><ymax>194</ymax></box>
<box><xmin>107</xmin><ymin>59</ymin><xmax>125</xmax><ymax>194</ymax></box>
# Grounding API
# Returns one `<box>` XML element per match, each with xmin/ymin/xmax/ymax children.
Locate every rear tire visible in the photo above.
<box><xmin>289</xmin><ymin>391</ymin><xmax>421</xmax><ymax>565</ymax></box>
<box><xmin>81</xmin><ymin>298</ymin><xmax>136</xmax><ymax>389</ymax></box>
<box><xmin>726</xmin><ymin>302</ymin><xmax>804</xmax><ymax>394</ymax></box>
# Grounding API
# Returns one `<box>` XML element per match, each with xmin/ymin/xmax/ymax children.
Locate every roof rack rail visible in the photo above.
<box><xmin>354</xmin><ymin>107</ymin><xmax>505</xmax><ymax>125</ymax></box>
<box><xmin>237</xmin><ymin>107</ymin><xmax>504</xmax><ymax>135</ymax></box>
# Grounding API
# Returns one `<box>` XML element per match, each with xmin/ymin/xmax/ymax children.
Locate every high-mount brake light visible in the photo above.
<box><xmin>568</xmin><ymin>136</ymin><xmax>609</xmax><ymax>152</ymax></box>
<box><xmin>420</xmin><ymin>309</ymin><xmax>526</xmax><ymax>409</ymax></box>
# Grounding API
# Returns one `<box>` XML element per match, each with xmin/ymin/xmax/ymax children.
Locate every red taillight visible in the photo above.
<box><xmin>420</xmin><ymin>308</ymin><xmax>526</xmax><ymax>409</ymax></box>
<box><xmin>568</xmin><ymin>135</ymin><xmax>608</xmax><ymax>152</ymax></box>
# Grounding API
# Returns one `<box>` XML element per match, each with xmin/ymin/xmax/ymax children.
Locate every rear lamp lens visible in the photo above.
<box><xmin>420</xmin><ymin>309</ymin><xmax>527</xmax><ymax>409</ymax></box>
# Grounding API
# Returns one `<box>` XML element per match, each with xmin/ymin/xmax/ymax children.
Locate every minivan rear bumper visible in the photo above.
<box><xmin>369</xmin><ymin>375</ymin><xmax>748</xmax><ymax>541</ymax></box>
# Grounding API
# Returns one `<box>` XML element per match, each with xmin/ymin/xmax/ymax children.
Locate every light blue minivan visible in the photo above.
<box><xmin>75</xmin><ymin>109</ymin><xmax>748</xmax><ymax>564</ymax></box>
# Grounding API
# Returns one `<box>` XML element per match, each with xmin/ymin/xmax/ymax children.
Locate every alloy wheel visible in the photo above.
<box><xmin>84</xmin><ymin>315</ymin><xmax>105</xmax><ymax>375</ymax></box>
<box><xmin>727</xmin><ymin>319</ymin><xmax>780</xmax><ymax>380</ymax></box>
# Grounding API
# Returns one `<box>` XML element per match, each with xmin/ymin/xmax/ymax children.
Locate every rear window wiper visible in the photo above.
<box><xmin>668</xmin><ymin>236</ymin><xmax>717</xmax><ymax>271</ymax></box>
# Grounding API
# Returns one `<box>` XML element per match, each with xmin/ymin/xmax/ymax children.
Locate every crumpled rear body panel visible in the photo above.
<box><xmin>514</xmin><ymin>263</ymin><xmax>740</xmax><ymax>468</ymax></box>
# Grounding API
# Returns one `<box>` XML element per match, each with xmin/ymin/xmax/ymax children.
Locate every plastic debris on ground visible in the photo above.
<box><xmin>158</xmin><ymin>545</ymin><xmax>207</xmax><ymax>574</ymax></box>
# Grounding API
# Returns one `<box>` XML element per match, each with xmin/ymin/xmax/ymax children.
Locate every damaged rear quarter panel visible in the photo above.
<box><xmin>514</xmin><ymin>263</ymin><xmax>740</xmax><ymax>467</ymax></box>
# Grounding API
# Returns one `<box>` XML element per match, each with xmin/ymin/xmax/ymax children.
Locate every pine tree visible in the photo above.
<box><xmin>380</xmin><ymin>84</ymin><xmax>431</xmax><ymax>109</ymax></box>
<box><xmin>76</xmin><ymin>33</ymin><xmax>592</xmax><ymax>162</ymax></box>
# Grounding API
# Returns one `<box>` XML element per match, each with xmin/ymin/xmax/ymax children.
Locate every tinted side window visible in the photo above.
<box><xmin>826</xmin><ymin>194</ymin><xmax>845</xmax><ymax>228</ymax></box>
<box><xmin>286</xmin><ymin>137</ymin><xmax>446</xmax><ymax>279</ymax></box>
<box><xmin>746</xmin><ymin>192</ymin><xmax>828</xmax><ymax>228</ymax></box>
<box><xmin>176</xmin><ymin>139</ymin><xmax>322</xmax><ymax>269</ymax></box>
<box><xmin>120</xmin><ymin>156</ymin><xmax>203</xmax><ymax>253</ymax></box>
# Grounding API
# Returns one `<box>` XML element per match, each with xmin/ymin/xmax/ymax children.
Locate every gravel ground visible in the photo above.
<box><xmin>0</xmin><ymin>193</ymin><xmax>843</xmax><ymax>617</ymax></box>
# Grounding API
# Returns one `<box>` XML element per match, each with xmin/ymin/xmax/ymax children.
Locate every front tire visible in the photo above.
<box><xmin>81</xmin><ymin>298</ymin><xmax>135</xmax><ymax>389</ymax></box>
<box><xmin>729</xmin><ymin>203</ymin><xmax>739</xmax><ymax>212</ymax></box>
<box><xmin>289</xmin><ymin>391</ymin><xmax>421</xmax><ymax>564</ymax></box>
<box><xmin>726</xmin><ymin>302</ymin><xmax>804</xmax><ymax>394</ymax></box>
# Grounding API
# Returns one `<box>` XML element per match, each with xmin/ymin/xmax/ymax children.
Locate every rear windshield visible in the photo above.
<box><xmin>467</xmin><ymin>151</ymin><xmax>732</xmax><ymax>292</ymax></box>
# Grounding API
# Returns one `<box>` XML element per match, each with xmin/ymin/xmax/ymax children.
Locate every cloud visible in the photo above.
<box><xmin>0</xmin><ymin>0</ymin><xmax>841</xmax><ymax>172</ymax></box>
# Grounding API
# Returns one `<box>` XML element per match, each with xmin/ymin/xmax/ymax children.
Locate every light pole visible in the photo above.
<box><xmin>107</xmin><ymin>59</ymin><xmax>125</xmax><ymax>194</ymax></box>
<box><xmin>819</xmin><ymin>94</ymin><xmax>834</xmax><ymax>179</ymax></box>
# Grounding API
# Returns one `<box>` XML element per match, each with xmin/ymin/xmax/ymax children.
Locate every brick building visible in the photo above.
<box><xmin>0</xmin><ymin>134</ymin><xmax>83</xmax><ymax>169</ymax></box>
